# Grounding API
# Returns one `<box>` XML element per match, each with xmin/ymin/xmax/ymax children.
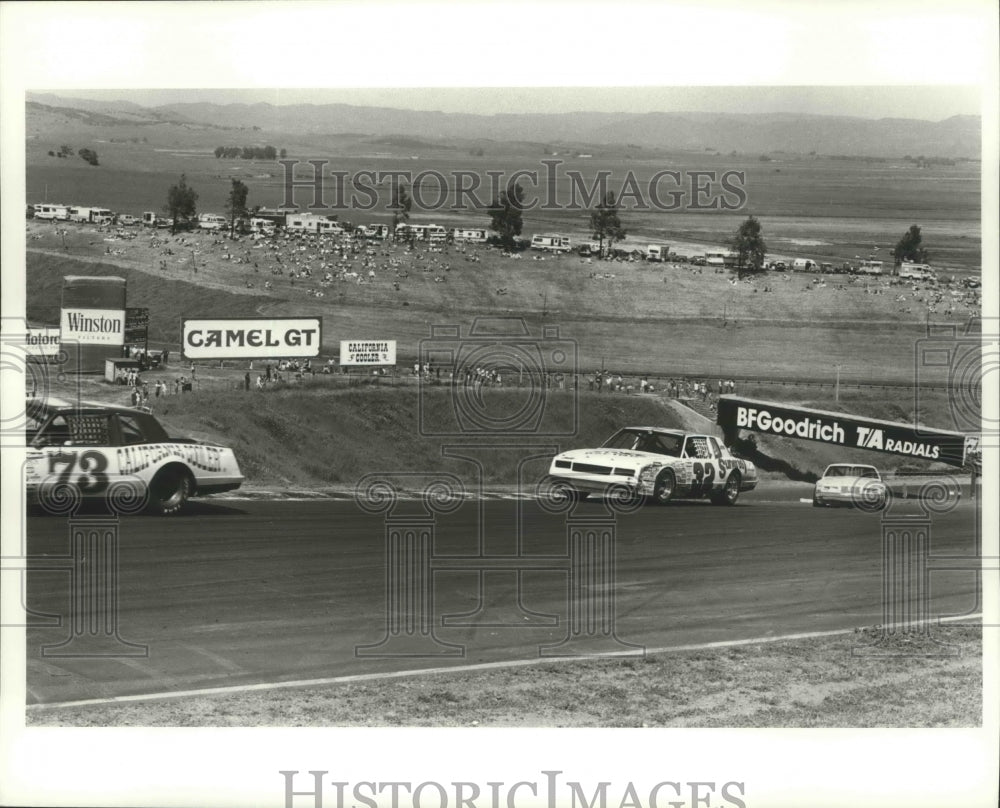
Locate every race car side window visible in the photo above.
<box><xmin>66</xmin><ymin>414</ymin><xmax>110</xmax><ymax>445</ymax></box>
<box><xmin>115</xmin><ymin>415</ymin><xmax>147</xmax><ymax>445</ymax></box>
<box><xmin>682</xmin><ymin>436</ymin><xmax>712</xmax><ymax>459</ymax></box>
<box><xmin>707</xmin><ymin>437</ymin><xmax>723</xmax><ymax>459</ymax></box>
<box><xmin>33</xmin><ymin>415</ymin><xmax>71</xmax><ymax>447</ymax></box>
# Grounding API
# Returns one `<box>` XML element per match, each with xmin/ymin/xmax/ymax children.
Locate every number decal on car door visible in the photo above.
<box><xmin>47</xmin><ymin>449</ymin><xmax>110</xmax><ymax>494</ymax></box>
<box><xmin>689</xmin><ymin>462</ymin><xmax>716</xmax><ymax>495</ymax></box>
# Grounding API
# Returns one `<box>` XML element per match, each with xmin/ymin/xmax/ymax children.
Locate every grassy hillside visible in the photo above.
<box><xmin>25</xmin><ymin>226</ymin><xmax>982</xmax><ymax>384</ymax></box>
<box><xmin>150</xmin><ymin>385</ymin><xmax>682</xmax><ymax>487</ymax></box>
<box><xmin>34</xmin><ymin>377</ymin><xmax>958</xmax><ymax>489</ymax></box>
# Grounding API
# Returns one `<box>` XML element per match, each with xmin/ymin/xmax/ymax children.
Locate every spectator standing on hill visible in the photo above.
<box><xmin>244</xmin><ymin>372</ymin><xmax>251</xmax><ymax>391</ymax></box>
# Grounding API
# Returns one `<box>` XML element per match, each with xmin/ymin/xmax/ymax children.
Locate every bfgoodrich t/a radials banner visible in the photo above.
<box><xmin>340</xmin><ymin>340</ymin><xmax>397</xmax><ymax>365</ymax></box>
<box><xmin>182</xmin><ymin>317</ymin><xmax>322</xmax><ymax>359</ymax></box>
<box><xmin>716</xmin><ymin>395</ymin><xmax>968</xmax><ymax>467</ymax></box>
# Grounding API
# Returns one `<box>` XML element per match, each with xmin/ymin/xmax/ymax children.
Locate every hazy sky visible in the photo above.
<box><xmin>42</xmin><ymin>86</ymin><xmax>981</xmax><ymax>120</ymax></box>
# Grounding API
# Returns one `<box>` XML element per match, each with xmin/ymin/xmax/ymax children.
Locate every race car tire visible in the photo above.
<box><xmin>649</xmin><ymin>469</ymin><xmax>676</xmax><ymax>505</ymax></box>
<box><xmin>812</xmin><ymin>495</ymin><xmax>825</xmax><ymax>508</ymax></box>
<box><xmin>147</xmin><ymin>465</ymin><xmax>192</xmax><ymax>515</ymax></box>
<box><xmin>711</xmin><ymin>472</ymin><xmax>741</xmax><ymax>506</ymax></box>
<box><xmin>548</xmin><ymin>479</ymin><xmax>589</xmax><ymax>503</ymax></box>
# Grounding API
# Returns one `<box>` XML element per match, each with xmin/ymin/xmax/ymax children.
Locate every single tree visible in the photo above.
<box><xmin>225</xmin><ymin>178</ymin><xmax>249</xmax><ymax>237</ymax></box>
<box><xmin>389</xmin><ymin>182</ymin><xmax>412</xmax><ymax>239</ymax></box>
<box><xmin>893</xmin><ymin>224</ymin><xmax>928</xmax><ymax>264</ymax></box>
<box><xmin>730</xmin><ymin>215</ymin><xmax>767</xmax><ymax>279</ymax></box>
<box><xmin>590</xmin><ymin>191</ymin><xmax>627</xmax><ymax>258</ymax></box>
<box><xmin>165</xmin><ymin>173</ymin><xmax>198</xmax><ymax>234</ymax></box>
<box><xmin>487</xmin><ymin>182</ymin><xmax>525</xmax><ymax>249</ymax></box>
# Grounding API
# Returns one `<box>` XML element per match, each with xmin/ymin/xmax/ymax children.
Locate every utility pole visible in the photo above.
<box><xmin>835</xmin><ymin>364</ymin><xmax>842</xmax><ymax>403</ymax></box>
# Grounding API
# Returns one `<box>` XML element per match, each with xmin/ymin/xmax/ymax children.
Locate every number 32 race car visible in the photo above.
<box><xmin>548</xmin><ymin>427</ymin><xmax>758</xmax><ymax>505</ymax></box>
<box><xmin>25</xmin><ymin>397</ymin><xmax>243</xmax><ymax>515</ymax></box>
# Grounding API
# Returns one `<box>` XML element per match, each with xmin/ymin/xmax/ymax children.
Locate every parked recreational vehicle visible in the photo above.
<box><xmin>530</xmin><ymin>233</ymin><xmax>572</xmax><ymax>253</ymax></box>
<box><xmin>856</xmin><ymin>259</ymin><xmax>883</xmax><ymax>276</ymax></box>
<box><xmin>142</xmin><ymin>211</ymin><xmax>171</xmax><ymax>228</ymax></box>
<box><xmin>249</xmin><ymin>217</ymin><xmax>277</xmax><ymax>236</ymax></box>
<box><xmin>285</xmin><ymin>213</ymin><xmax>344</xmax><ymax>235</ymax></box>
<box><xmin>358</xmin><ymin>224</ymin><xmax>390</xmax><ymax>239</ymax></box>
<box><xmin>33</xmin><ymin>203</ymin><xmax>70</xmax><ymax>221</ymax></box>
<box><xmin>792</xmin><ymin>258</ymin><xmax>818</xmax><ymax>272</ymax></box>
<box><xmin>396</xmin><ymin>223</ymin><xmax>447</xmax><ymax>243</ymax></box>
<box><xmin>706</xmin><ymin>250</ymin><xmax>739</xmax><ymax>268</ymax></box>
<box><xmin>68</xmin><ymin>206</ymin><xmax>114</xmax><ymax>224</ymax></box>
<box><xmin>646</xmin><ymin>244</ymin><xmax>670</xmax><ymax>262</ymax></box>
<box><xmin>198</xmin><ymin>213</ymin><xmax>228</xmax><ymax>231</ymax></box>
<box><xmin>450</xmin><ymin>227</ymin><xmax>488</xmax><ymax>243</ymax></box>
<box><xmin>897</xmin><ymin>262</ymin><xmax>935</xmax><ymax>281</ymax></box>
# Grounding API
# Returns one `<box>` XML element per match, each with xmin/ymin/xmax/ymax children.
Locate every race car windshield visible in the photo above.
<box><xmin>602</xmin><ymin>429</ymin><xmax>682</xmax><ymax>457</ymax></box>
<box><xmin>826</xmin><ymin>466</ymin><xmax>877</xmax><ymax>478</ymax></box>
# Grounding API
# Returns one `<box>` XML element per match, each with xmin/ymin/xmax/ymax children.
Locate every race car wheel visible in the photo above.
<box><xmin>147</xmin><ymin>466</ymin><xmax>192</xmax><ymax>515</ymax></box>
<box><xmin>650</xmin><ymin>469</ymin><xmax>676</xmax><ymax>505</ymax></box>
<box><xmin>812</xmin><ymin>495</ymin><xmax>825</xmax><ymax>508</ymax></box>
<box><xmin>549</xmin><ymin>480</ymin><xmax>588</xmax><ymax>504</ymax></box>
<box><xmin>711</xmin><ymin>472</ymin><xmax>741</xmax><ymax>506</ymax></box>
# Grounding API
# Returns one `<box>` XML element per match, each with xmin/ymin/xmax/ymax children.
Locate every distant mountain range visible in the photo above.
<box><xmin>26</xmin><ymin>93</ymin><xmax>981</xmax><ymax>158</ymax></box>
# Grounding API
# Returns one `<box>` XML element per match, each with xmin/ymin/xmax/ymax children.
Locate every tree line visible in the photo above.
<box><xmin>214</xmin><ymin>145</ymin><xmax>287</xmax><ymax>160</ymax></box>
<box><xmin>160</xmin><ymin>172</ymin><xmax>930</xmax><ymax>271</ymax></box>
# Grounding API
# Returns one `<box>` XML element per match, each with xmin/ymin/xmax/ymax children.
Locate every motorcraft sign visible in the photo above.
<box><xmin>340</xmin><ymin>340</ymin><xmax>396</xmax><ymax>365</ymax></box>
<box><xmin>25</xmin><ymin>326</ymin><xmax>61</xmax><ymax>357</ymax></box>
<box><xmin>716</xmin><ymin>395</ymin><xmax>968</xmax><ymax>467</ymax></box>
<box><xmin>181</xmin><ymin>317</ymin><xmax>322</xmax><ymax>359</ymax></box>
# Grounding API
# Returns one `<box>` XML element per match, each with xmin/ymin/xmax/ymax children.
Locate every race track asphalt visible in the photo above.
<box><xmin>23</xmin><ymin>493</ymin><xmax>982</xmax><ymax>705</ymax></box>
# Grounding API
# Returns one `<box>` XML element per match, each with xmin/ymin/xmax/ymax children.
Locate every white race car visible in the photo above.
<box><xmin>25</xmin><ymin>397</ymin><xmax>243</xmax><ymax>514</ymax></box>
<box><xmin>813</xmin><ymin>463</ymin><xmax>888</xmax><ymax>509</ymax></box>
<box><xmin>548</xmin><ymin>427</ymin><xmax>758</xmax><ymax>506</ymax></box>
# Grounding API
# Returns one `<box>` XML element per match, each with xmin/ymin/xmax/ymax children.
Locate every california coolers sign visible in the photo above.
<box><xmin>340</xmin><ymin>340</ymin><xmax>396</xmax><ymax>365</ymax></box>
<box><xmin>716</xmin><ymin>396</ymin><xmax>968</xmax><ymax>467</ymax></box>
<box><xmin>181</xmin><ymin>317</ymin><xmax>322</xmax><ymax>359</ymax></box>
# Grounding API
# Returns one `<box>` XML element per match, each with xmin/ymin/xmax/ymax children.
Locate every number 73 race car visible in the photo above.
<box><xmin>547</xmin><ymin>427</ymin><xmax>758</xmax><ymax>505</ymax></box>
<box><xmin>24</xmin><ymin>397</ymin><xmax>243</xmax><ymax>515</ymax></box>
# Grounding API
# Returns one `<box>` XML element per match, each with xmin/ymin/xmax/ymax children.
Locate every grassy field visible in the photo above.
<box><xmin>25</xmin><ymin>222</ymin><xmax>982</xmax><ymax>384</ymax></box>
<box><xmin>26</xmin><ymin>119</ymin><xmax>981</xmax><ymax>270</ymax></box>
<box><xmin>28</xmin><ymin>625</ymin><xmax>982</xmax><ymax>727</ymax></box>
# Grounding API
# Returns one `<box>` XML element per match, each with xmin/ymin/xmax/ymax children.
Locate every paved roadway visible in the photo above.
<box><xmin>24</xmin><ymin>494</ymin><xmax>981</xmax><ymax>705</ymax></box>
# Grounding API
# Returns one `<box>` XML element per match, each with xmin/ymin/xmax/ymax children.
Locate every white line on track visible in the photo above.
<box><xmin>27</xmin><ymin>613</ymin><xmax>982</xmax><ymax>711</ymax></box>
